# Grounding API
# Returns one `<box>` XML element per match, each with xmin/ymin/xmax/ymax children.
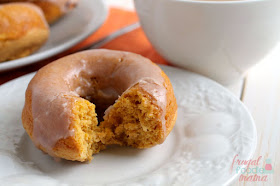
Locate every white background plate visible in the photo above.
<box><xmin>0</xmin><ymin>66</ymin><xmax>257</xmax><ymax>185</ymax></box>
<box><xmin>0</xmin><ymin>0</ymin><xmax>107</xmax><ymax>72</ymax></box>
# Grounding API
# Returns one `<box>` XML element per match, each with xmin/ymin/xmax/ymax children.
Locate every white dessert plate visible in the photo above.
<box><xmin>0</xmin><ymin>0</ymin><xmax>107</xmax><ymax>72</ymax></box>
<box><xmin>0</xmin><ymin>65</ymin><xmax>257</xmax><ymax>186</ymax></box>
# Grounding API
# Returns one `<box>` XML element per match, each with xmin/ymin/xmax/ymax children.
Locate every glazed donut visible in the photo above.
<box><xmin>0</xmin><ymin>0</ymin><xmax>79</xmax><ymax>24</ymax></box>
<box><xmin>0</xmin><ymin>3</ymin><xmax>49</xmax><ymax>62</ymax></box>
<box><xmin>22</xmin><ymin>49</ymin><xmax>177</xmax><ymax>162</ymax></box>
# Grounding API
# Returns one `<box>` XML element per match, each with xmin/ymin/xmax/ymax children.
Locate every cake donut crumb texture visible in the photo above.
<box><xmin>22</xmin><ymin>49</ymin><xmax>177</xmax><ymax>162</ymax></box>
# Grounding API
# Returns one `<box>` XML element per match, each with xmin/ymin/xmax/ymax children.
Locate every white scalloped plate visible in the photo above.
<box><xmin>0</xmin><ymin>0</ymin><xmax>107</xmax><ymax>72</ymax></box>
<box><xmin>0</xmin><ymin>65</ymin><xmax>257</xmax><ymax>186</ymax></box>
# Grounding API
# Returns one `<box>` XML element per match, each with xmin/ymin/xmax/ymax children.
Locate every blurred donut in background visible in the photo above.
<box><xmin>0</xmin><ymin>3</ymin><xmax>49</xmax><ymax>62</ymax></box>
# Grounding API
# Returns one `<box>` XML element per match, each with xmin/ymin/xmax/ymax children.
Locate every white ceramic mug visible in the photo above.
<box><xmin>134</xmin><ymin>0</ymin><xmax>280</xmax><ymax>85</ymax></box>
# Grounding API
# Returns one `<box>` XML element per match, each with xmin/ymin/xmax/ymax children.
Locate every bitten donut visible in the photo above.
<box><xmin>0</xmin><ymin>3</ymin><xmax>49</xmax><ymax>62</ymax></box>
<box><xmin>22</xmin><ymin>49</ymin><xmax>177</xmax><ymax>162</ymax></box>
<box><xmin>0</xmin><ymin>0</ymin><xmax>79</xmax><ymax>24</ymax></box>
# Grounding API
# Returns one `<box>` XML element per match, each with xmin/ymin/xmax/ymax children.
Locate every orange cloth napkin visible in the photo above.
<box><xmin>0</xmin><ymin>8</ymin><xmax>168</xmax><ymax>85</ymax></box>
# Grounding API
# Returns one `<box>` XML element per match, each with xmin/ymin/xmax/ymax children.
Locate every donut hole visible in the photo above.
<box><xmin>81</xmin><ymin>95</ymin><xmax>116</xmax><ymax>123</ymax></box>
<box><xmin>77</xmin><ymin>75</ymin><xmax>119</xmax><ymax>123</ymax></box>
